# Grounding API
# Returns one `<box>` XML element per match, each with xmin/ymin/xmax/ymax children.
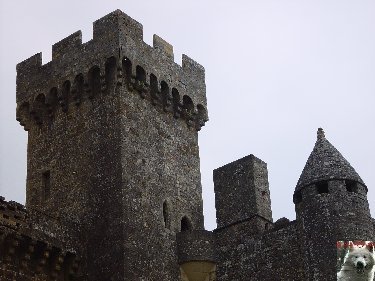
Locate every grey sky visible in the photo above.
<box><xmin>0</xmin><ymin>0</ymin><xmax>374</xmax><ymax>231</ymax></box>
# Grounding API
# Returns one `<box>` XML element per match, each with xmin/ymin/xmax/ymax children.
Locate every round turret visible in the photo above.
<box><xmin>293</xmin><ymin>128</ymin><xmax>373</xmax><ymax>280</ymax></box>
<box><xmin>295</xmin><ymin>128</ymin><xmax>365</xmax><ymax>193</ymax></box>
<box><xmin>293</xmin><ymin>128</ymin><xmax>367</xmax><ymax>205</ymax></box>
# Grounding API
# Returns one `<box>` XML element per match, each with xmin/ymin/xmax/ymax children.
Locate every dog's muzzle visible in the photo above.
<box><xmin>356</xmin><ymin>261</ymin><xmax>365</xmax><ymax>274</ymax></box>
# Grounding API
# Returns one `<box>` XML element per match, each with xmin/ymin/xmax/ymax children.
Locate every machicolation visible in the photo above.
<box><xmin>1</xmin><ymin>9</ymin><xmax>374</xmax><ymax>281</ymax></box>
<box><xmin>16</xmin><ymin>10</ymin><xmax>208</xmax><ymax>133</ymax></box>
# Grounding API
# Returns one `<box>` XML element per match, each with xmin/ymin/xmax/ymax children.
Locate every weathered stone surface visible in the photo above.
<box><xmin>2</xmin><ymin>9</ymin><xmax>374</xmax><ymax>281</ymax></box>
<box><xmin>296</xmin><ymin>128</ymin><xmax>366</xmax><ymax>191</ymax></box>
<box><xmin>0</xmin><ymin>198</ymin><xmax>80</xmax><ymax>281</ymax></box>
<box><xmin>177</xmin><ymin>230</ymin><xmax>217</xmax><ymax>264</ymax></box>
<box><xmin>213</xmin><ymin>154</ymin><xmax>273</xmax><ymax>229</ymax></box>
<box><xmin>12</xmin><ymin>9</ymin><xmax>207</xmax><ymax>281</ymax></box>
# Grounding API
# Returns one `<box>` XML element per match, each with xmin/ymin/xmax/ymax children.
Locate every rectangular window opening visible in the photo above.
<box><xmin>316</xmin><ymin>181</ymin><xmax>329</xmax><ymax>194</ymax></box>
<box><xmin>345</xmin><ymin>180</ymin><xmax>358</xmax><ymax>193</ymax></box>
<box><xmin>42</xmin><ymin>171</ymin><xmax>51</xmax><ymax>200</ymax></box>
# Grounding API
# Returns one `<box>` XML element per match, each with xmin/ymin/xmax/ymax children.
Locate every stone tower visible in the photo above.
<box><xmin>15</xmin><ymin>10</ymin><xmax>208</xmax><ymax>280</ymax></box>
<box><xmin>293</xmin><ymin>128</ymin><xmax>374</xmax><ymax>280</ymax></box>
<box><xmin>213</xmin><ymin>154</ymin><xmax>273</xmax><ymax>232</ymax></box>
<box><xmin>3</xmin><ymin>8</ymin><xmax>373</xmax><ymax>281</ymax></box>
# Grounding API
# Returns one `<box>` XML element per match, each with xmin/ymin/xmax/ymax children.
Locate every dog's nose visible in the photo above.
<box><xmin>357</xmin><ymin>262</ymin><xmax>364</xmax><ymax>269</ymax></box>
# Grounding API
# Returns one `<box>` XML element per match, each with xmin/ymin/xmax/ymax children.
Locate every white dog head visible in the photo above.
<box><xmin>346</xmin><ymin>243</ymin><xmax>374</xmax><ymax>274</ymax></box>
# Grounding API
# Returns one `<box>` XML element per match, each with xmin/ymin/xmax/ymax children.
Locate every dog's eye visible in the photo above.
<box><xmin>355</xmin><ymin>256</ymin><xmax>358</xmax><ymax>258</ymax></box>
<box><xmin>363</xmin><ymin>256</ymin><xmax>367</xmax><ymax>258</ymax></box>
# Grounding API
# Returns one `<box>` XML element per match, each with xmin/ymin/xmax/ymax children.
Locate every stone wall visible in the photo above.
<box><xmin>0</xmin><ymin>197</ymin><xmax>80</xmax><ymax>281</ymax></box>
<box><xmin>213</xmin><ymin>154</ymin><xmax>273</xmax><ymax>230</ymax></box>
<box><xmin>214</xmin><ymin>219</ymin><xmax>303</xmax><ymax>280</ymax></box>
<box><xmin>4</xmin><ymin>9</ymin><xmax>374</xmax><ymax>281</ymax></box>
<box><xmin>15</xmin><ymin>9</ymin><xmax>208</xmax><ymax>281</ymax></box>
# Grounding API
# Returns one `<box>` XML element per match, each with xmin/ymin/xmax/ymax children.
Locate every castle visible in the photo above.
<box><xmin>0</xmin><ymin>9</ymin><xmax>374</xmax><ymax>281</ymax></box>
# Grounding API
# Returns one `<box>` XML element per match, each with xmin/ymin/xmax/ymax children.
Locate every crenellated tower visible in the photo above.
<box><xmin>15</xmin><ymin>10</ymin><xmax>208</xmax><ymax>281</ymax></box>
<box><xmin>9</xmin><ymin>8</ymin><xmax>374</xmax><ymax>281</ymax></box>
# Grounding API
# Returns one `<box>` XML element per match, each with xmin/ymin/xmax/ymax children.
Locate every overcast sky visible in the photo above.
<box><xmin>0</xmin><ymin>0</ymin><xmax>374</xmax><ymax>231</ymax></box>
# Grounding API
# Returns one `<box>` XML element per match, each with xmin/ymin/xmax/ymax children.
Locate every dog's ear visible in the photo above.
<box><xmin>366</xmin><ymin>242</ymin><xmax>374</xmax><ymax>253</ymax></box>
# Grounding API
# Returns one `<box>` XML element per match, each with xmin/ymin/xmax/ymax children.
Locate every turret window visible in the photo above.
<box><xmin>316</xmin><ymin>181</ymin><xmax>329</xmax><ymax>194</ymax></box>
<box><xmin>345</xmin><ymin>180</ymin><xmax>358</xmax><ymax>193</ymax></box>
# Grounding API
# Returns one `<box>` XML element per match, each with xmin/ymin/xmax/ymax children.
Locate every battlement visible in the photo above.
<box><xmin>0</xmin><ymin>196</ymin><xmax>27</xmax><ymax>229</ymax></box>
<box><xmin>0</xmin><ymin>197</ymin><xmax>80</xmax><ymax>280</ymax></box>
<box><xmin>177</xmin><ymin>230</ymin><xmax>217</xmax><ymax>281</ymax></box>
<box><xmin>16</xmin><ymin>10</ymin><xmax>208</xmax><ymax>132</ymax></box>
<box><xmin>52</xmin><ymin>31</ymin><xmax>83</xmax><ymax>61</ymax></box>
<box><xmin>93</xmin><ymin>9</ymin><xmax>143</xmax><ymax>43</ymax></box>
<box><xmin>177</xmin><ymin>230</ymin><xmax>217</xmax><ymax>264</ymax></box>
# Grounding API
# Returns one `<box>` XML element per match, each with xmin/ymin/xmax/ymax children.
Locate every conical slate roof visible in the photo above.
<box><xmin>295</xmin><ymin>128</ymin><xmax>365</xmax><ymax>191</ymax></box>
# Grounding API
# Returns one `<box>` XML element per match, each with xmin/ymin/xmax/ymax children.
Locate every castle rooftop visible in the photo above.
<box><xmin>295</xmin><ymin>128</ymin><xmax>366</xmax><ymax>191</ymax></box>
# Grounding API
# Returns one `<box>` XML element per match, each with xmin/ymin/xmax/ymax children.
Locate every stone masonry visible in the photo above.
<box><xmin>1</xmin><ymin>9</ymin><xmax>374</xmax><ymax>281</ymax></box>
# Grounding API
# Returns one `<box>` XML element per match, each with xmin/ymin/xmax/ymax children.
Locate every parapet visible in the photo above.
<box><xmin>0</xmin><ymin>196</ymin><xmax>27</xmax><ymax>229</ymax></box>
<box><xmin>153</xmin><ymin>34</ymin><xmax>174</xmax><ymax>59</ymax></box>
<box><xmin>0</xmin><ymin>197</ymin><xmax>80</xmax><ymax>279</ymax></box>
<box><xmin>52</xmin><ymin>31</ymin><xmax>82</xmax><ymax>61</ymax></box>
<box><xmin>177</xmin><ymin>230</ymin><xmax>217</xmax><ymax>264</ymax></box>
<box><xmin>93</xmin><ymin>9</ymin><xmax>143</xmax><ymax>43</ymax></box>
<box><xmin>177</xmin><ymin>230</ymin><xmax>217</xmax><ymax>281</ymax></box>
<box><xmin>273</xmin><ymin>217</ymin><xmax>291</xmax><ymax>231</ymax></box>
<box><xmin>16</xmin><ymin>10</ymin><xmax>208</xmax><ymax>131</ymax></box>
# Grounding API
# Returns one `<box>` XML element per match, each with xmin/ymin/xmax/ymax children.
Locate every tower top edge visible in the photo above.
<box><xmin>16</xmin><ymin>9</ymin><xmax>204</xmax><ymax>78</ymax></box>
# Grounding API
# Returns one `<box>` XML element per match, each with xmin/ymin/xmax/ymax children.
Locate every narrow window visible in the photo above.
<box><xmin>180</xmin><ymin>216</ymin><xmax>192</xmax><ymax>232</ymax></box>
<box><xmin>163</xmin><ymin>201</ymin><xmax>170</xmax><ymax>229</ymax></box>
<box><xmin>345</xmin><ymin>180</ymin><xmax>358</xmax><ymax>193</ymax></box>
<box><xmin>42</xmin><ymin>171</ymin><xmax>51</xmax><ymax>200</ymax></box>
<box><xmin>316</xmin><ymin>181</ymin><xmax>329</xmax><ymax>194</ymax></box>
